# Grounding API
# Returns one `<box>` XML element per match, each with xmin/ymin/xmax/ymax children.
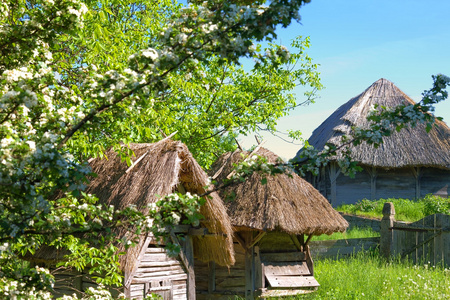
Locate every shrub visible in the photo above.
<box><xmin>422</xmin><ymin>195</ymin><xmax>450</xmax><ymax>216</ymax></box>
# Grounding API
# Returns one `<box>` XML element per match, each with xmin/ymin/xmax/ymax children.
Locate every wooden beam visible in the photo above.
<box><xmin>412</xmin><ymin>167</ymin><xmax>422</xmax><ymax>199</ymax></box>
<box><xmin>369</xmin><ymin>167</ymin><xmax>377</xmax><ymax>200</ymax></box>
<box><xmin>244</xmin><ymin>246</ymin><xmax>254</xmax><ymax>300</ymax></box>
<box><xmin>329</xmin><ymin>163</ymin><xmax>341</xmax><ymax>205</ymax></box>
<box><xmin>169</xmin><ymin>232</ymin><xmax>190</xmax><ymax>275</ymax></box>
<box><xmin>188</xmin><ymin>227</ymin><xmax>208</xmax><ymax>236</ymax></box>
<box><xmin>234</xmin><ymin>232</ymin><xmax>248</xmax><ymax>251</ymax></box>
<box><xmin>172</xmin><ymin>224</ymin><xmax>190</xmax><ymax>234</ymax></box>
<box><xmin>208</xmin><ymin>261</ymin><xmax>216</xmax><ymax>296</ymax></box>
<box><xmin>248</xmin><ymin>231</ymin><xmax>266</xmax><ymax>248</ymax></box>
<box><xmin>290</xmin><ymin>234</ymin><xmax>303</xmax><ymax>251</ymax></box>
<box><xmin>254</xmin><ymin>246</ymin><xmax>263</xmax><ymax>290</ymax></box>
<box><xmin>304</xmin><ymin>234</ymin><xmax>314</xmax><ymax>246</ymax></box>
<box><xmin>260</xmin><ymin>252</ymin><xmax>306</xmax><ymax>262</ymax></box>
<box><xmin>170</xmin><ymin>231</ymin><xmax>196</xmax><ymax>299</ymax></box>
<box><xmin>124</xmin><ymin>235</ymin><xmax>152</xmax><ymax>288</ymax></box>
<box><xmin>305</xmin><ymin>245</ymin><xmax>314</xmax><ymax>276</ymax></box>
<box><xmin>185</xmin><ymin>235</ymin><xmax>196</xmax><ymax>300</ymax></box>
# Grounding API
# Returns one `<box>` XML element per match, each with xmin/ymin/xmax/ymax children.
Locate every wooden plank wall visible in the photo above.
<box><xmin>420</xmin><ymin>168</ymin><xmax>450</xmax><ymax>197</ymax></box>
<box><xmin>195</xmin><ymin>240</ymin><xmax>246</xmax><ymax>300</ymax></box>
<box><xmin>334</xmin><ymin>168</ymin><xmax>371</xmax><ymax>206</ymax></box>
<box><xmin>309</xmin><ymin>237</ymin><xmax>380</xmax><ymax>259</ymax></box>
<box><xmin>129</xmin><ymin>246</ymin><xmax>187</xmax><ymax>300</ymax></box>
<box><xmin>195</xmin><ymin>232</ymin><xmax>307</xmax><ymax>299</ymax></box>
<box><xmin>310</xmin><ymin>166</ymin><xmax>450</xmax><ymax>207</ymax></box>
<box><xmin>375</xmin><ymin>168</ymin><xmax>416</xmax><ymax>200</ymax></box>
<box><xmin>53</xmin><ymin>272</ymin><xmax>122</xmax><ymax>298</ymax></box>
<box><xmin>258</xmin><ymin>232</ymin><xmax>298</xmax><ymax>252</ymax></box>
<box><xmin>392</xmin><ymin>214</ymin><xmax>450</xmax><ymax>267</ymax></box>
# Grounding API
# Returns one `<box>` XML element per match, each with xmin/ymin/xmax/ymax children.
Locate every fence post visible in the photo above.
<box><xmin>380</xmin><ymin>202</ymin><xmax>395</xmax><ymax>259</ymax></box>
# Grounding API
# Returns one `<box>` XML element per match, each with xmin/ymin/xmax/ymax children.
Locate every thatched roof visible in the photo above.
<box><xmin>209</xmin><ymin>148</ymin><xmax>348</xmax><ymax>236</ymax></box>
<box><xmin>295</xmin><ymin>78</ymin><xmax>450</xmax><ymax>169</ymax></box>
<box><xmin>32</xmin><ymin>139</ymin><xmax>235</xmax><ymax>273</ymax></box>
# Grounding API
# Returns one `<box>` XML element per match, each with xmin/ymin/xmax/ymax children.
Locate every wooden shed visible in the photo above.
<box><xmin>195</xmin><ymin>148</ymin><xmax>348</xmax><ymax>299</ymax></box>
<box><xmin>294</xmin><ymin>78</ymin><xmax>450</xmax><ymax>206</ymax></box>
<box><xmin>29</xmin><ymin>139</ymin><xmax>235</xmax><ymax>299</ymax></box>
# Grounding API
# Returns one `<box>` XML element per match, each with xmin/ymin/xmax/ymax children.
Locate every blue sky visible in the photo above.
<box><xmin>239</xmin><ymin>0</ymin><xmax>450</xmax><ymax>159</ymax></box>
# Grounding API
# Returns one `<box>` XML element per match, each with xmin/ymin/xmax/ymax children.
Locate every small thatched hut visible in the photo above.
<box><xmin>294</xmin><ymin>78</ymin><xmax>450</xmax><ymax>206</ymax></box>
<box><xmin>195</xmin><ymin>147</ymin><xmax>348</xmax><ymax>299</ymax></box>
<box><xmin>31</xmin><ymin>139</ymin><xmax>235</xmax><ymax>300</ymax></box>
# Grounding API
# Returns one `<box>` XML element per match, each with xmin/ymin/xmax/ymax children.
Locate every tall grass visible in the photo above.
<box><xmin>311</xmin><ymin>226</ymin><xmax>379</xmax><ymax>241</ymax></box>
<box><xmin>336</xmin><ymin>195</ymin><xmax>449</xmax><ymax>222</ymax></box>
<box><xmin>297</xmin><ymin>251</ymin><xmax>449</xmax><ymax>299</ymax></box>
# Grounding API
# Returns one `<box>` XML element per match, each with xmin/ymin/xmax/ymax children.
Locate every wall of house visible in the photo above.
<box><xmin>195</xmin><ymin>232</ymin><xmax>312</xmax><ymax>299</ymax></box>
<box><xmin>374</xmin><ymin>167</ymin><xmax>416</xmax><ymax>200</ymax></box>
<box><xmin>195</xmin><ymin>239</ymin><xmax>246</xmax><ymax>300</ymax></box>
<box><xmin>420</xmin><ymin>167</ymin><xmax>450</xmax><ymax>197</ymax></box>
<box><xmin>53</xmin><ymin>245</ymin><xmax>188</xmax><ymax>300</ymax></box>
<box><xmin>334</xmin><ymin>167</ymin><xmax>371</xmax><ymax>206</ymax></box>
<box><xmin>52</xmin><ymin>271</ymin><xmax>122</xmax><ymax>298</ymax></box>
<box><xmin>308</xmin><ymin>166</ymin><xmax>450</xmax><ymax>207</ymax></box>
<box><xmin>258</xmin><ymin>231</ymin><xmax>299</xmax><ymax>252</ymax></box>
<box><xmin>128</xmin><ymin>245</ymin><xmax>188</xmax><ymax>300</ymax></box>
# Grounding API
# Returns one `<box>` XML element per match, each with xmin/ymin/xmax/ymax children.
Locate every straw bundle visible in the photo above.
<box><xmin>210</xmin><ymin>148</ymin><xmax>348</xmax><ymax>236</ymax></box>
<box><xmin>32</xmin><ymin>139</ymin><xmax>235</xmax><ymax>273</ymax></box>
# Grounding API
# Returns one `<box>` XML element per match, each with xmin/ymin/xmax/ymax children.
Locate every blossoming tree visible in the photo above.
<box><xmin>1</xmin><ymin>0</ymin><xmax>448</xmax><ymax>298</ymax></box>
<box><xmin>0</xmin><ymin>0</ymin><xmax>322</xmax><ymax>298</ymax></box>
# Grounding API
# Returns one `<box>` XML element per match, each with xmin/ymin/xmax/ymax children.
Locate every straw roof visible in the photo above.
<box><xmin>209</xmin><ymin>148</ymin><xmax>348</xmax><ymax>236</ymax></box>
<box><xmin>32</xmin><ymin>139</ymin><xmax>235</xmax><ymax>272</ymax></box>
<box><xmin>295</xmin><ymin>78</ymin><xmax>450</xmax><ymax>169</ymax></box>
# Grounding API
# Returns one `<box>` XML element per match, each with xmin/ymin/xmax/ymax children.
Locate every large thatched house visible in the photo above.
<box><xmin>195</xmin><ymin>148</ymin><xmax>348</xmax><ymax>299</ymax></box>
<box><xmin>30</xmin><ymin>139</ymin><xmax>235</xmax><ymax>300</ymax></box>
<box><xmin>294</xmin><ymin>78</ymin><xmax>450</xmax><ymax>206</ymax></box>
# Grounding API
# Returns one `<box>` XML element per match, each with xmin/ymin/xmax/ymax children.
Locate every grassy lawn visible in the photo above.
<box><xmin>311</xmin><ymin>226</ymin><xmax>379</xmax><ymax>241</ymax></box>
<box><xmin>336</xmin><ymin>195</ymin><xmax>449</xmax><ymax>222</ymax></box>
<box><xmin>296</xmin><ymin>251</ymin><xmax>449</xmax><ymax>300</ymax></box>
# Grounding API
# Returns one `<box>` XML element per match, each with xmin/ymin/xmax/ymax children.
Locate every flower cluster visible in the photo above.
<box><xmin>148</xmin><ymin>192</ymin><xmax>205</xmax><ymax>233</ymax></box>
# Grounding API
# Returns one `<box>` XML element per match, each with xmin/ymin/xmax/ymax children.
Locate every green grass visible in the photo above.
<box><xmin>296</xmin><ymin>251</ymin><xmax>449</xmax><ymax>300</ymax></box>
<box><xmin>311</xmin><ymin>226</ymin><xmax>379</xmax><ymax>241</ymax></box>
<box><xmin>336</xmin><ymin>195</ymin><xmax>449</xmax><ymax>222</ymax></box>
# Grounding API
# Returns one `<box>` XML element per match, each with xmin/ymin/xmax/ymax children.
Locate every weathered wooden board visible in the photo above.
<box><xmin>419</xmin><ymin>167</ymin><xmax>449</xmax><ymax>197</ymax></box>
<box><xmin>309</xmin><ymin>237</ymin><xmax>380</xmax><ymax>259</ymax></box>
<box><xmin>265</xmin><ymin>275</ymin><xmax>319</xmax><ymax>288</ymax></box>
<box><xmin>334</xmin><ymin>167</ymin><xmax>371</xmax><ymax>205</ymax></box>
<box><xmin>260</xmin><ymin>288</ymin><xmax>316</xmax><ymax>297</ymax></box>
<box><xmin>263</xmin><ymin>262</ymin><xmax>310</xmax><ymax>276</ymax></box>
<box><xmin>258</xmin><ymin>232</ymin><xmax>298</xmax><ymax>252</ymax></box>
<box><xmin>132</xmin><ymin>273</ymin><xmax>188</xmax><ymax>284</ymax></box>
<box><xmin>130</xmin><ymin>245</ymin><xmax>188</xmax><ymax>299</ymax></box>
<box><xmin>260</xmin><ymin>251</ymin><xmax>305</xmax><ymax>262</ymax></box>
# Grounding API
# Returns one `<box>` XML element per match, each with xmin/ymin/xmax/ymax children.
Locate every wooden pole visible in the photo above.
<box><xmin>380</xmin><ymin>202</ymin><xmax>395</xmax><ymax>259</ymax></box>
<box><xmin>329</xmin><ymin>163</ymin><xmax>341</xmax><ymax>206</ymax></box>
<box><xmin>185</xmin><ymin>236</ymin><xmax>196</xmax><ymax>300</ymax></box>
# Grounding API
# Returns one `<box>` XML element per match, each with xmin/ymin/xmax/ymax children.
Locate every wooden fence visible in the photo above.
<box><xmin>309</xmin><ymin>237</ymin><xmax>379</xmax><ymax>259</ymax></box>
<box><xmin>310</xmin><ymin>204</ymin><xmax>449</xmax><ymax>267</ymax></box>
<box><xmin>380</xmin><ymin>202</ymin><xmax>449</xmax><ymax>267</ymax></box>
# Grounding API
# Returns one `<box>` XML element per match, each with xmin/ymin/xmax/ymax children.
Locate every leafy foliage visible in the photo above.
<box><xmin>311</xmin><ymin>226</ymin><xmax>380</xmax><ymax>241</ymax></box>
<box><xmin>336</xmin><ymin>195</ymin><xmax>449</xmax><ymax>222</ymax></box>
<box><xmin>1</xmin><ymin>0</ymin><xmax>320</xmax><ymax>297</ymax></box>
<box><xmin>0</xmin><ymin>0</ymin><xmax>448</xmax><ymax>298</ymax></box>
<box><xmin>422</xmin><ymin>194</ymin><xmax>450</xmax><ymax>216</ymax></box>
